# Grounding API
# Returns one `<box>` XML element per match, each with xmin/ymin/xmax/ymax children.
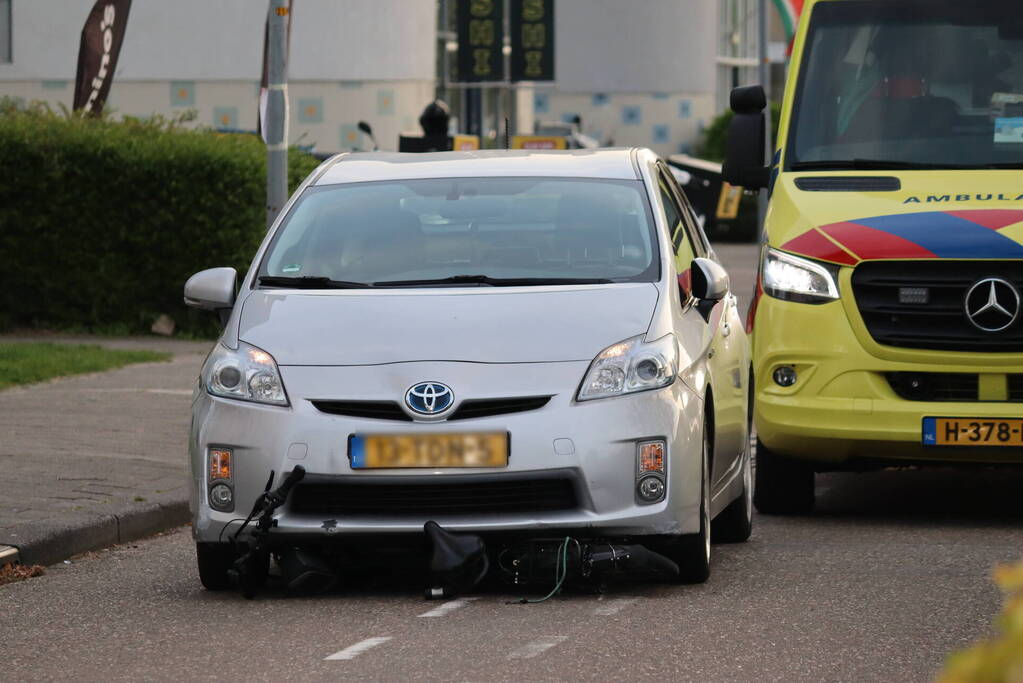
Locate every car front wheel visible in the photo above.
<box><xmin>665</xmin><ymin>423</ymin><xmax>712</xmax><ymax>583</ymax></box>
<box><xmin>712</xmin><ymin>435</ymin><xmax>753</xmax><ymax>542</ymax></box>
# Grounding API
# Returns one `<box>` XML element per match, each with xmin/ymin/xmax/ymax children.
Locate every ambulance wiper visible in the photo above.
<box><xmin>790</xmin><ymin>159</ymin><xmax>973</xmax><ymax>171</ymax></box>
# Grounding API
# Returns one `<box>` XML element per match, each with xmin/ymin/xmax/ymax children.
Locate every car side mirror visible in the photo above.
<box><xmin>184</xmin><ymin>267</ymin><xmax>237</xmax><ymax>311</ymax></box>
<box><xmin>722</xmin><ymin>85</ymin><xmax>769</xmax><ymax>190</ymax></box>
<box><xmin>691</xmin><ymin>258</ymin><xmax>729</xmax><ymax>302</ymax></box>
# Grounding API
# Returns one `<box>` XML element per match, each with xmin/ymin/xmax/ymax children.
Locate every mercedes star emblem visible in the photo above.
<box><xmin>964</xmin><ymin>277</ymin><xmax>1020</xmax><ymax>333</ymax></box>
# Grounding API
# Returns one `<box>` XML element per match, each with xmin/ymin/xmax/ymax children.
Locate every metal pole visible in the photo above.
<box><xmin>757</xmin><ymin>0</ymin><xmax>771</xmax><ymax>233</ymax></box>
<box><xmin>266</xmin><ymin>0</ymin><xmax>290</xmax><ymax>231</ymax></box>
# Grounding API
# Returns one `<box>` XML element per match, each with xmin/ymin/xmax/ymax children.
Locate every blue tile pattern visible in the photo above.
<box><xmin>213</xmin><ymin>106</ymin><xmax>238</xmax><ymax>130</ymax></box>
<box><xmin>170</xmin><ymin>81</ymin><xmax>195</xmax><ymax>107</ymax></box>
<box><xmin>622</xmin><ymin>105</ymin><xmax>642</xmax><ymax>126</ymax></box>
<box><xmin>298</xmin><ymin>97</ymin><xmax>323</xmax><ymax>123</ymax></box>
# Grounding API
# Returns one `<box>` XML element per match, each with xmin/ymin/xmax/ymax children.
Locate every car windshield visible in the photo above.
<box><xmin>258</xmin><ymin>177</ymin><xmax>659</xmax><ymax>286</ymax></box>
<box><xmin>787</xmin><ymin>0</ymin><xmax>1023</xmax><ymax>170</ymax></box>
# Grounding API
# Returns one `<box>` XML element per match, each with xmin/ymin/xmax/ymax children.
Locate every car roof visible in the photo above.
<box><xmin>314</xmin><ymin>148</ymin><xmax>644</xmax><ymax>185</ymax></box>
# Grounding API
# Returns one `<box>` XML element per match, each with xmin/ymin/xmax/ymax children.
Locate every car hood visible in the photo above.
<box><xmin>768</xmin><ymin>172</ymin><xmax>1023</xmax><ymax>265</ymax></box>
<box><xmin>238</xmin><ymin>283</ymin><xmax>659</xmax><ymax>365</ymax></box>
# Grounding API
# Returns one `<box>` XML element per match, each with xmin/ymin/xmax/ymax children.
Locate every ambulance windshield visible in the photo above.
<box><xmin>787</xmin><ymin>1</ymin><xmax>1023</xmax><ymax>170</ymax></box>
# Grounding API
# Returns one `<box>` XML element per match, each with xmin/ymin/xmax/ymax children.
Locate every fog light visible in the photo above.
<box><xmin>209</xmin><ymin>483</ymin><xmax>233</xmax><ymax>510</ymax></box>
<box><xmin>638</xmin><ymin>441</ymin><xmax>665</xmax><ymax>474</ymax></box>
<box><xmin>773</xmin><ymin>366</ymin><xmax>798</xmax><ymax>387</ymax></box>
<box><xmin>637</xmin><ymin>476</ymin><xmax>665</xmax><ymax>502</ymax></box>
<box><xmin>208</xmin><ymin>448</ymin><xmax>232</xmax><ymax>482</ymax></box>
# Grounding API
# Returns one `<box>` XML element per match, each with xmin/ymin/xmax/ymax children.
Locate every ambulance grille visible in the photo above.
<box><xmin>1010</xmin><ymin>375</ymin><xmax>1023</xmax><ymax>401</ymax></box>
<box><xmin>852</xmin><ymin>261</ymin><xmax>1023</xmax><ymax>352</ymax></box>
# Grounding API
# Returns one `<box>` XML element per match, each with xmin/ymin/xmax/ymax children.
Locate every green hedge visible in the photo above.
<box><xmin>0</xmin><ymin>102</ymin><xmax>321</xmax><ymax>336</ymax></box>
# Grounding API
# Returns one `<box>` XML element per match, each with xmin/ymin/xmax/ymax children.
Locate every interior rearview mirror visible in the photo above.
<box><xmin>184</xmin><ymin>267</ymin><xmax>237</xmax><ymax>312</ymax></box>
<box><xmin>722</xmin><ymin>85</ymin><xmax>769</xmax><ymax>190</ymax></box>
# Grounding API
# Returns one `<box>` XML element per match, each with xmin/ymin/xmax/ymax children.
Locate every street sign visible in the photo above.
<box><xmin>456</xmin><ymin>0</ymin><xmax>504</xmax><ymax>83</ymax></box>
<box><xmin>510</xmin><ymin>0</ymin><xmax>554</xmax><ymax>82</ymax></box>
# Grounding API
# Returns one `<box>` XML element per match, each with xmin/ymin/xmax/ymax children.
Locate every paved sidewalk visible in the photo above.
<box><xmin>0</xmin><ymin>335</ymin><xmax>212</xmax><ymax>565</ymax></box>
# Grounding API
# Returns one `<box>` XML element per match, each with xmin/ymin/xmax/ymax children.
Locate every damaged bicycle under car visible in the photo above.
<box><xmin>184</xmin><ymin>149</ymin><xmax>754</xmax><ymax>599</ymax></box>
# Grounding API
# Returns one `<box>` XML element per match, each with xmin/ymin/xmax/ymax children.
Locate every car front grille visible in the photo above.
<box><xmin>851</xmin><ymin>261</ymin><xmax>1023</xmax><ymax>352</ymax></box>
<box><xmin>311</xmin><ymin>400</ymin><xmax>412</xmax><ymax>421</ymax></box>
<box><xmin>310</xmin><ymin>396</ymin><xmax>551</xmax><ymax>421</ymax></box>
<box><xmin>886</xmin><ymin>372</ymin><xmax>1023</xmax><ymax>402</ymax></box>
<box><xmin>289</xmin><ymin>477</ymin><xmax>579</xmax><ymax>516</ymax></box>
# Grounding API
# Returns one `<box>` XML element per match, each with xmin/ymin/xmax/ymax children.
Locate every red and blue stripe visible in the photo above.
<box><xmin>781</xmin><ymin>210</ymin><xmax>1023</xmax><ymax>263</ymax></box>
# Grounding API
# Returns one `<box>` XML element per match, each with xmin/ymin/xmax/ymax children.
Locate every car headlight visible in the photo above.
<box><xmin>202</xmin><ymin>341</ymin><xmax>289</xmax><ymax>406</ymax></box>
<box><xmin>762</xmin><ymin>247</ymin><xmax>840</xmax><ymax>304</ymax></box>
<box><xmin>577</xmin><ymin>334</ymin><xmax>678</xmax><ymax>401</ymax></box>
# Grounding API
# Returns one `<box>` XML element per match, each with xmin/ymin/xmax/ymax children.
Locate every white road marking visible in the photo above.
<box><xmin>593</xmin><ymin>597</ymin><xmax>639</xmax><ymax>616</ymax></box>
<box><xmin>417</xmin><ymin>597</ymin><xmax>480</xmax><ymax>618</ymax></box>
<box><xmin>324</xmin><ymin>636</ymin><xmax>392</xmax><ymax>661</ymax></box>
<box><xmin>507</xmin><ymin>636</ymin><xmax>568</xmax><ymax>660</ymax></box>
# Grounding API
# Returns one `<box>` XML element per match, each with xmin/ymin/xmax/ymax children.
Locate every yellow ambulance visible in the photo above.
<box><xmin>723</xmin><ymin>0</ymin><xmax>1023</xmax><ymax>513</ymax></box>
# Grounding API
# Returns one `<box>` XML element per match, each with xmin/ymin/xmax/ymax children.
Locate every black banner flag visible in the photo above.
<box><xmin>73</xmin><ymin>0</ymin><xmax>132</xmax><ymax>114</ymax></box>
<box><xmin>456</xmin><ymin>0</ymin><xmax>504</xmax><ymax>82</ymax></box>
<box><xmin>511</xmin><ymin>0</ymin><xmax>554</xmax><ymax>82</ymax></box>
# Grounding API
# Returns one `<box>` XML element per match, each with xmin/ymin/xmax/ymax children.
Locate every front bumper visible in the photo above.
<box><xmin>753</xmin><ymin>294</ymin><xmax>1023</xmax><ymax>465</ymax></box>
<box><xmin>190</xmin><ymin>360</ymin><xmax>704</xmax><ymax>543</ymax></box>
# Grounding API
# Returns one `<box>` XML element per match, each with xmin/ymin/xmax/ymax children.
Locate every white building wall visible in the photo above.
<box><xmin>0</xmin><ymin>0</ymin><xmax>437</xmax><ymax>153</ymax></box>
<box><xmin>540</xmin><ymin>0</ymin><xmax>716</xmax><ymax>157</ymax></box>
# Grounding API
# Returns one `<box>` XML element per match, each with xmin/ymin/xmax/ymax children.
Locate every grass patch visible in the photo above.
<box><xmin>0</xmin><ymin>342</ymin><xmax>171</xmax><ymax>390</ymax></box>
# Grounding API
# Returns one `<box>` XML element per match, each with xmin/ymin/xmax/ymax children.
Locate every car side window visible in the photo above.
<box><xmin>661</xmin><ymin>165</ymin><xmax>712</xmax><ymax>258</ymax></box>
<box><xmin>676</xmin><ymin>189</ymin><xmax>713</xmax><ymax>257</ymax></box>
<box><xmin>657</xmin><ymin>171</ymin><xmax>697</xmax><ymax>299</ymax></box>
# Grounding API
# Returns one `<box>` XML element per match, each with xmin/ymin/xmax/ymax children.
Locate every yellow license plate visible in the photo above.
<box><xmin>350</xmin><ymin>432</ymin><xmax>509</xmax><ymax>469</ymax></box>
<box><xmin>923</xmin><ymin>417</ymin><xmax>1023</xmax><ymax>447</ymax></box>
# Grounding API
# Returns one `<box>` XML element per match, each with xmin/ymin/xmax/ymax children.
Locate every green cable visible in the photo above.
<box><xmin>511</xmin><ymin>536</ymin><xmax>572</xmax><ymax>604</ymax></box>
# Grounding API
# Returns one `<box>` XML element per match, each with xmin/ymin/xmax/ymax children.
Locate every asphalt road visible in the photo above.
<box><xmin>3</xmin><ymin>243</ymin><xmax>1022</xmax><ymax>681</ymax></box>
<box><xmin>4</xmin><ymin>469</ymin><xmax>1021</xmax><ymax>682</ymax></box>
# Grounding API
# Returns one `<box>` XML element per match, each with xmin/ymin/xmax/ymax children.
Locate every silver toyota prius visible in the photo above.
<box><xmin>184</xmin><ymin>148</ymin><xmax>752</xmax><ymax>596</ymax></box>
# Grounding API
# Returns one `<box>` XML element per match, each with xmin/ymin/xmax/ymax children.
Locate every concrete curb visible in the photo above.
<box><xmin>5</xmin><ymin>498</ymin><xmax>190</xmax><ymax>567</ymax></box>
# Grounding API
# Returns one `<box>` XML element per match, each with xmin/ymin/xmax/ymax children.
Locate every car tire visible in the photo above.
<box><xmin>196</xmin><ymin>542</ymin><xmax>235</xmax><ymax>591</ymax></box>
<box><xmin>712</xmin><ymin>438</ymin><xmax>753</xmax><ymax>543</ymax></box>
<box><xmin>665</xmin><ymin>424</ymin><xmax>712</xmax><ymax>584</ymax></box>
<box><xmin>752</xmin><ymin>438</ymin><xmax>815</xmax><ymax>515</ymax></box>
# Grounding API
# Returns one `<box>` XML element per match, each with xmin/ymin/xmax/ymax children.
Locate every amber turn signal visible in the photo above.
<box><xmin>208</xmin><ymin>448</ymin><xmax>232</xmax><ymax>482</ymax></box>
<box><xmin>638</xmin><ymin>441</ymin><xmax>665</xmax><ymax>474</ymax></box>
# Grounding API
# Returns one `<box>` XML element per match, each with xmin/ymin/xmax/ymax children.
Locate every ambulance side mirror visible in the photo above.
<box><xmin>723</xmin><ymin>86</ymin><xmax>770</xmax><ymax>190</ymax></box>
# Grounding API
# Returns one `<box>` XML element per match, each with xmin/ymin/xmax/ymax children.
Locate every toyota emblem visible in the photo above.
<box><xmin>405</xmin><ymin>382</ymin><xmax>454</xmax><ymax>415</ymax></box>
<box><xmin>964</xmin><ymin>278</ymin><xmax>1021</xmax><ymax>333</ymax></box>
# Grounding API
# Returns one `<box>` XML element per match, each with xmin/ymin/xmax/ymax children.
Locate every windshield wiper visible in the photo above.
<box><xmin>257</xmin><ymin>275</ymin><xmax>372</xmax><ymax>289</ymax></box>
<box><xmin>372</xmin><ymin>274</ymin><xmax>615</xmax><ymax>287</ymax></box>
<box><xmin>790</xmin><ymin>159</ymin><xmax>974</xmax><ymax>171</ymax></box>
